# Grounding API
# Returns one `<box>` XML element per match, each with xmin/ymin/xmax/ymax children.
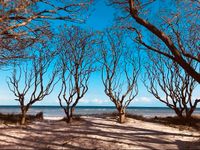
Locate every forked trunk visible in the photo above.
<box><xmin>174</xmin><ymin>108</ymin><xmax>183</xmax><ymax>119</ymax></box>
<box><xmin>65</xmin><ymin>106</ymin><xmax>74</xmax><ymax>123</ymax></box>
<box><xmin>175</xmin><ymin>107</ymin><xmax>195</xmax><ymax>120</ymax></box>
<box><xmin>185</xmin><ymin>107</ymin><xmax>195</xmax><ymax>120</ymax></box>
<box><xmin>66</xmin><ymin>116</ymin><xmax>73</xmax><ymax>123</ymax></box>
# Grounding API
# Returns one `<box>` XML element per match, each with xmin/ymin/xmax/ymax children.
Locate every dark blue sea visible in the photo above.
<box><xmin>0</xmin><ymin>106</ymin><xmax>200</xmax><ymax>118</ymax></box>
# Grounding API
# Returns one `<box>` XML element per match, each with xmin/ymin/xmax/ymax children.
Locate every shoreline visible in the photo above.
<box><xmin>1</xmin><ymin>106</ymin><xmax>200</xmax><ymax>119</ymax></box>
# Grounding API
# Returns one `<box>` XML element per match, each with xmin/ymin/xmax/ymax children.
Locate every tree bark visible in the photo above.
<box><xmin>65</xmin><ymin>106</ymin><xmax>74</xmax><ymax>123</ymax></box>
<box><xmin>174</xmin><ymin>108</ymin><xmax>183</xmax><ymax>119</ymax></box>
<box><xmin>128</xmin><ymin>0</ymin><xmax>200</xmax><ymax>83</ymax></box>
<box><xmin>119</xmin><ymin>108</ymin><xmax>126</xmax><ymax>123</ymax></box>
<box><xmin>21</xmin><ymin>108</ymin><xmax>27</xmax><ymax>125</ymax></box>
<box><xmin>66</xmin><ymin>116</ymin><xmax>73</xmax><ymax>123</ymax></box>
<box><xmin>186</xmin><ymin>107</ymin><xmax>195</xmax><ymax>120</ymax></box>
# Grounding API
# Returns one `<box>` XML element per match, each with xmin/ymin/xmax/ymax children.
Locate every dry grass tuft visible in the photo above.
<box><xmin>0</xmin><ymin>112</ymin><xmax>43</xmax><ymax>125</ymax></box>
<box><xmin>127</xmin><ymin>113</ymin><xmax>200</xmax><ymax>131</ymax></box>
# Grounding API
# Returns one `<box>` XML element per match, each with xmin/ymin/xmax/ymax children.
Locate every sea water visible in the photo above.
<box><xmin>0</xmin><ymin>106</ymin><xmax>200</xmax><ymax>118</ymax></box>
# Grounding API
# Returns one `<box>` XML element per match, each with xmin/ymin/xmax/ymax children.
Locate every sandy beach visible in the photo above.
<box><xmin>0</xmin><ymin>115</ymin><xmax>199</xmax><ymax>149</ymax></box>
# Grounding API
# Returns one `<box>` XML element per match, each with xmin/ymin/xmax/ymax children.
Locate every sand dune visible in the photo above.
<box><xmin>0</xmin><ymin>116</ymin><xmax>199</xmax><ymax>149</ymax></box>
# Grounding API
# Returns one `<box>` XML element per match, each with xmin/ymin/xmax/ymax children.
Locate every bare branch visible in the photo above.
<box><xmin>100</xmin><ymin>29</ymin><xmax>139</xmax><ymax>123</ymax></box>
<box><xmin>57</xmin><ymin>26</ymin><xmax>96</xmax><ymax>123</ymax></box>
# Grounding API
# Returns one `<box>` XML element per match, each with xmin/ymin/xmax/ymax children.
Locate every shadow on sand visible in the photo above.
<box><xmin>0</xmin><ymin>116</ymin><xmax>199</xmax><ymax>149</ymax></box>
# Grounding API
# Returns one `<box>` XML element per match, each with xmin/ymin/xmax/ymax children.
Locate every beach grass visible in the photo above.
<box><xmin>0</xmin><ymin>112</ymin><xmax>43</xmax><ymax>125</ymax></box>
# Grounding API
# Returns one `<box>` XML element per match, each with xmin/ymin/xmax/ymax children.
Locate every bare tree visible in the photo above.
<box><xmin>0</xmin><ymin>0</ymin><xmax>92</xmax><ymax>63</ymax></box>
<box><xmin>109</xmin><ymin>0</ymin><xmax>200</xmax><ymax>83</ymax></box>
<box><xmin>144</xmin><ymin>53</ymin><xmax>199</xmax><ymax>120</ymax></box>
<box><xmin>101</xmin><ymin>31</ymin><xmax>139</xmax><ymax>123</ymax></box>
<box><xmin>58</xmin><ymin>26</ymin><xmax>96</xmax><ymax>123</ymax></box>
<box><xmin>7</xmin><ymin>46</ymin><xmax>58</xmax><ymax>125</ymax></box>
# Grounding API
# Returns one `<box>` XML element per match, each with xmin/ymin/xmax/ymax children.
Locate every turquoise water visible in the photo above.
<box><xmin>0</xmin><ymin>106</ymin><xmax>200</xmax><ymax>117</ymax></box>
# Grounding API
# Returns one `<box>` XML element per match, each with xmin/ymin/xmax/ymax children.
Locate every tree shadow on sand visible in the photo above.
<box><xmin>0</xmin><ymin>116</ymin><xmax>199</xmax><ymax>149</ymax></box>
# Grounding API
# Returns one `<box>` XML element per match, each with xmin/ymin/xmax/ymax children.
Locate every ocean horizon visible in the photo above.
<box><xmin>0</xmin><ymin>105</ymin><xmax>200</xmax><ymax>118</ymax></box>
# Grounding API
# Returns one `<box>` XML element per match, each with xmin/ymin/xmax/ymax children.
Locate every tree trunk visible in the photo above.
<box><xmin>174</xmin><ymin>108</ymin><xmax>183</xmax><ymax>119</ymax></box>
<box><xmin>119</xmin><ymin>108</ymin><xmax>126</xmax><ymax>123</ymax></box>
<box><xmin>186</xmin><ymin>113</ymin><xmax>192</xmax><ymax>121</ymax></box>
<box><xmin>65</xmin><ymin>107</ymin><xmax>71</xmax><ymax>123</ymax></box>
<box><xmin>66</xmin><ymin>116</ymin><xmax>72</xmax><ymax>123</ymax></box>
<box><xmin>21</xmin><ymin>109</ymin><xmax>27</xmax><ymax>125</ymax></box>
<box><xmin>186</xmin><ymin>107</ymin><xmax>195</xmax><ymax>120</ymax></box>
<box><xmin>65</xmin><ymin>106</ymin><xmax>73</xmax><ymax>123</ymax></box>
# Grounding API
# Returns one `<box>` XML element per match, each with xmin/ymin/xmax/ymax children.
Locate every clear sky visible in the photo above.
<box><xmin>0</xmin><ymin>1</ymin><xmax>199</xmax><ymax>107</ymax></box>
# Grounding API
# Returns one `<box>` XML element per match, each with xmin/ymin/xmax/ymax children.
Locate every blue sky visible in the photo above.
<box><xmin>0</xmin><ymin>1</ymin><xmax>199</xmax><ymax>107</ymax></box>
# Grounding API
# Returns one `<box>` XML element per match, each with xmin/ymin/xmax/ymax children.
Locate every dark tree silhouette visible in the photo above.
<box><xmin>101</xmin><ymin>31</ymin><xmax>139</xmax><ymax>123</ymax></box>
<box><xmin>109</xmin><ymin>0</ymin><xmax>200</xmax><ymax>83</ymax></box>
<box><xmin>144</xmin><ymin>52</ymin><xmax>199</xmax><ymax>120</ymax></box>
<box><xmin>7</xmin><ymin>46</ymin><xmax>58</xmax><ymax>124</ymax></box>
<box><xmin>58</xmin><ymin>26</ymin><xmax>96</xmax><ymax>123</ymax></box>
<box><xmin>0</xmin><ymin>0</ymin><xmax>92</xmax><ymax>64</ymax></box>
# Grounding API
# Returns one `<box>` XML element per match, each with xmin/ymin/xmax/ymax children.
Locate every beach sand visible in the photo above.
<box><xmin>0</xmin><ymin>115</ymin><xmax>199</xmax><ymax>149</ymax></box>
